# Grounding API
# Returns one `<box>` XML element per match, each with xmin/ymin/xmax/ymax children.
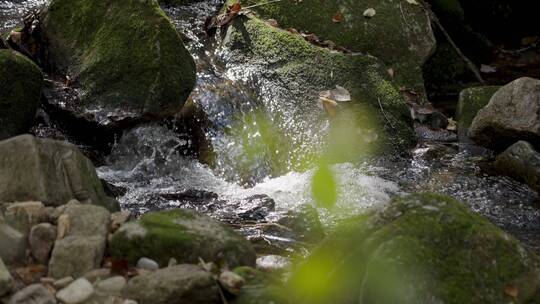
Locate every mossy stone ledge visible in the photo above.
<box><xmin>225</xmin><ymin>0</ymin><xmax>436</xmax><ymax>93</ymax></box>
<box><xmin>109</xmin><ymin>208</ymin><xmax>256</xmax><ymax>268</ymax></box>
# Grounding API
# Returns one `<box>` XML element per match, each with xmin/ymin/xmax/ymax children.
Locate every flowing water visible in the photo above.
<box><xmin>2</xmin><ymin>0</ymin><xmax>539</xmax><ymax>256</ymax></box>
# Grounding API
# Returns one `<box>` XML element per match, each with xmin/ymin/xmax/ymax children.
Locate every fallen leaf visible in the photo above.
<box><xmin>363</xmin><ymin>8</ymin><xmax>376</xmax><ymax>18</ymax></box>
<box><xmin>267</xmin><ymin>18</ymin><xmax>279</xmax><ymax>27</ymax></box>
<box><xmin>446</xmin><ymin>117</ymin><xmax>457</xmax><ymax>131</ymax></box>
<box><xmin>504</xmin><ymin>284</ymin><xmax>519</xmax><ymax>299</ymax></box>
<box><xmin>387</xmin><ymin>68</ymin><xmax>395</xmax><ymax>78</ymax></box>
<box><xmin>332</xmin><ymin>12</ymin><xmax>344</xmax><ymax>23</ymax></box>
<box><xmin>406</xmin><ymin>0</ymin><xmax>419</xmax><ymax>5</ymax></box>
<box><xmin>230</xmin><ymin>3</ymin><xmax>242</xmax><ymax>13</ymax></box>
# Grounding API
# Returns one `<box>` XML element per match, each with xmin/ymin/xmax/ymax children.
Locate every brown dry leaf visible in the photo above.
<box><xmin>446</xmin><ymin>117</ymin><xmax>457</xmax><ymax>131</ymax></box>
<box><xmin>504</xmin><ymin>284</ymin><xmax>519</xmax><ymax>299</ymax></box>
<box><xmin>332</xmin><ymin>12</ymin><xmax>344</xmax><ymax>23</ymax></box>
<box><xmin>230</xmin><ymin>3</ymin><xmax>242</xmax><ymax>13</ymax></box>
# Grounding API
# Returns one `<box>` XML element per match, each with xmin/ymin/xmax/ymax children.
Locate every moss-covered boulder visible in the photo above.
<box><xmin>225</xmin><ymin>0</ymin><xmax>435</xmax><ymax>93</ymax></box>
<box><xmin>218</xmin><ymin>17</ymin><xmax>414</xmax><ymax>174</ymax></box>
<box><xmin>109</xmin><ymin>208</ymin><xmax>256</xmax><ymax>268</ymax></box>
<box><xmin>0</xmin><ymin>49</ymin><xmax>43</xmax><ymax>140</ymax></box>
<box><xmin>456</xmin><ymin>86</ymin><xmax>499</xmax><ymax>142</ymax></box>
<box><xmin>287</xmin><ymin>193</ymin><xmax>540</xmax><ymax>303</ymax></box>
<box><xmin>39</xmin><ymin>0</ymin><xmax>196</xmax><ymax>128</ymax></box>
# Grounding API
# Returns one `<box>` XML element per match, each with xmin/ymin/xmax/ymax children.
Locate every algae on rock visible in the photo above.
<box><xmin>39</xmin><ymin>0</ymin><xmax>196</xmax><ymax>128</ymax></box>
<box><xmin>287</xmin><ymin>193</ymin><xmax>540</xmax><ymax>303</ymax></box>
<box><xmin>109</xmin><ymin>208</ymin><xmax>256</xmax><ymax>268</ymax></box>
<box><xmin>456</xmin><ymin>86</ymin><xmax>499</xmax><ymax>142</ymax></box>
<box><xmin>218</xmin><ymin>17</ymin><xmax>415</xmax><ymax>174</ymax></box>
<box><xmin>225</xmin><ymin>0</ymin><xmax>435</xmax><ymax>93</ymax></box>
<box><xmin>0</xmin><ymin>49</ymin><xmax>43</xmax><ymax>140</ymax></box>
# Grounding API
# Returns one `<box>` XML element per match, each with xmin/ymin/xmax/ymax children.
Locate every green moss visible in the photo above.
<box><xmin>41</xmin><ymin>0</ymin><xmax>196</xmax><ymax>120</ymax></box>
<box><xmin>226</xmin><ymin>0</ymin><xmax>434</xmax><ymax>92</ymax></box>
<box><xmin>287</xmin><ymin>193</ymin><xmax>540</xmax><ymax>303</ymax></box>
<box><xmin>456</xmin><ymin>86</ymin><xmax>499</xmax><ymax>139</ymax></box>
<box><xmin>109</xmin><ymin>209</ymin><xmax>256</xmax><ymax>268</ymax></box>
<box><xmin>0</xmin><ymin>49</ymin><xmax>43</xmax><ymax>140</ymax></box>
<box><xmin>224</xmin><ymin>17</ymin><xmax>415</xmax><ymax>158</ymax></box>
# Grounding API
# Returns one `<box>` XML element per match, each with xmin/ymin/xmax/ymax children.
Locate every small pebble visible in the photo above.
<box><xmin>167</xmin><ymin>258</ymin><xmax>177</xmax><ymax>267</ymax></box>
<box><xmin>56</xmin><ymin>278</ymin><xmax>94</xmax><ymax>304</ymax></box>
<box><xmin>136</xmin><ymin>257</ymin><xmax>159</xmax><ymax>271</ymax></box>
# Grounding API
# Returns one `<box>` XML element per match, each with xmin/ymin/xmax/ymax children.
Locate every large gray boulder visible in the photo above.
<box><xmin>225</xmin><ymin>0</ymin><xmax>435</xmax><ymax>93</ymax></box>
<box><xmin>39</xmin><ymin>0</ymin><xmax>196</xmax><ymax>129</ymax></box>
<box><xmin>0</xmin><ymin>49</ymin><xmax>43</xmax><ymax>140</ymax></box>
<box><xmin>0</xmin><ymin>135</ymin><xmax>119</xmax><ymax>211</ymax></box>
<box><xmin>110</xmin><ymin>209</ymin><xmax>256</xmax><ymax>268</ymax></box>
<box><xmin>48</xmin><ymin>204</ymin><xmax>110</xmax><ymax>279</ymax></box>
<box><xmin>122</xmin><ymin>264</ymin><xmax>219</xmax><ymax>304</ymax></box>
<box><xmin>469</xmin><ymin>77</ymin><xmax>540</xmax><ymax>150</ymax></box>
<box><xmin>494</xmin><ymin>141</ymin><xmax>540</xmax><ymax>192</ymax></box>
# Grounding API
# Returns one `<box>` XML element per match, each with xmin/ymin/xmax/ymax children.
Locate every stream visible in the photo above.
<box><xmin>2</xmin><ymin>0</ymin><xmax>539</xmax><ymax>256</ymax></box>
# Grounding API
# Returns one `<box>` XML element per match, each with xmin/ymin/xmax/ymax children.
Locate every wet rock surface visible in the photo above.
<box><xmin>495</xmin><ymin>141</ymin><xmax>540</xmax><ymax>193</ymax></box>
<box><xmin>38</xmin><ymin>0</ymin><xmax>196</xmax><ymax>129</ymax></box>
<box><xmin>469</xmin><ymin>77</ymin><xmax>540</xmax><ymax>151</ymax></box>
<box><xmin>0</xmin><ymin>49</ymin><xmax>43</xmax><ymax>140</ymax></box>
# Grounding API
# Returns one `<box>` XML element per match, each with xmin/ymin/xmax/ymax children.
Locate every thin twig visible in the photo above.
<box><xmin>378</xmin><ymin>98</ymin><xmax>396</xmax><ymax>130</ymax></box>
<box><xmin>422</xmin><ymin>5</ymin><xmax>485</xmax><ymax>83</ymax></box>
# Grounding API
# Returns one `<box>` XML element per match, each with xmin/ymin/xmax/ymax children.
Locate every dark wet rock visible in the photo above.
<box><xmin>0</xmin><ymin>257</ymin><xmax>12</xmax><ymax>297</ymax></box>
<box><xmin>0</xmin><ymin>135</ymin><xmax>119</xmax><ymax>212</ymax></box>
<box><xmin>456</xmin><ymin>86</ymin><xmax>499</xmax><ymax>142</ymax></box>
<box><xmin>48</xmin><ymin>204</ymin><xmax>110</xmax><ymax>279</ymax></box>
<box><xmin>287</xmin><ymin>193</ymin><xmax>540</xmax><ymax>303</ymax></box>
<box><xmin>29</xmin><ymin>223</ymin><xmax>56</xmax><ymax>264</ymax></box>
<box><xmin>469</xmin><ymin>77</ymin><xmax>540</xmax><ymax>151</ymax></box>
<box><xmin>428</xmin><ymin>0</ymin><xmax>493</xmax><ymax>63</ymax></box>
<box><xmin>422</xmin><ymin>41</ymin><xmax>479</xmax><ymax>99</ymax></box>
<box><xmin>275</xmin><ymin>205</ymin><xmax>325</xmax><ymax>243</ymax></box>
<box><xmin>0</xmin><ymin>49</ymin><xmax>43</xmax><ymax>140</ymax></box>
<box><xmin>235</xmin><ymin>195</ymin><xmax>275</xmax><ymax>221</ymax></box>
<box><xmin>494</xmin><ymin>141</ymin><xmax>540</xmax><ymax>193</ymax></box>
<box><xmin>110</xmin><ymin>208</ymin><xmax>256</xmax><ymax>268</ymax></box>
<box><xmin>122</xmin><ymin>264</ymin><xmax>219</xmax><ymax>304</ymax></box>
<box><xmin>38</xmin><ymin>0</ymin><xmax>196</xmax><ymax>130</ymax></box>
<box><xmin>8</xmin><ymin>283</ymin><xmax>57</xmax><ymax>304</ymax></box>
<box><xmin>225</xmin><ymin>0</ymin><xmax>435</xmax><ymax>93</ymax></box>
